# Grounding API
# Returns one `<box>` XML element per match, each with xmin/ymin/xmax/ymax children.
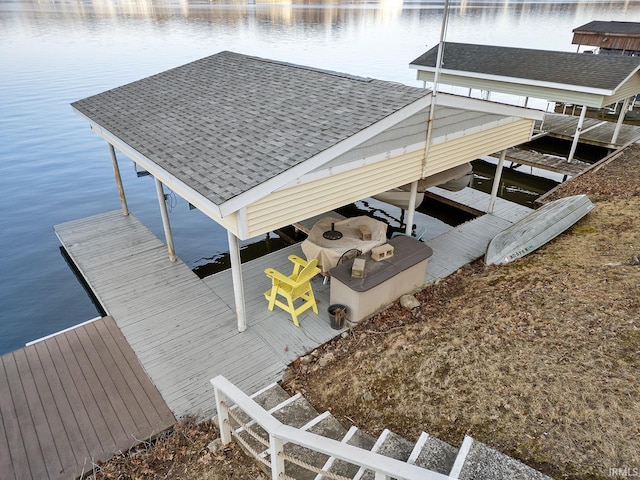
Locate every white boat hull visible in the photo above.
<box><xmin>485</xmin><ymin>194</ymin><xmax>594</xmax><ymax>265</ymax></box>
<box><xmin>372</xmin><ymin>163</ymin><xmax>472</xmax><ymax>209</ymax></box>
<box><xmin>371</xmin><ymin>190</ymin><xmax>425</xmax><ymax>210</ymax></box>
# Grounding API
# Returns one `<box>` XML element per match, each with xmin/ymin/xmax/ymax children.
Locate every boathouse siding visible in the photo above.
<box><xmin>243</xmin><ymin>116</ymin><xmax>533</xmax><ymax>238</ymax></box>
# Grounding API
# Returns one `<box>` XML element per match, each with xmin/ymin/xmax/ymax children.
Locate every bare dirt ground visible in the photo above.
<box><xmin>91</xmin><ymin>144</ymin><xmax>639</xmax><ymax>479</ymax></box>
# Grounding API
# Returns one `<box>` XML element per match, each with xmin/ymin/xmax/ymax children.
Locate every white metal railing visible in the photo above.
<box><xmin>211</xmin><ymin>375</ymin><xmax>453</xmax><ymax>480</ymax></box>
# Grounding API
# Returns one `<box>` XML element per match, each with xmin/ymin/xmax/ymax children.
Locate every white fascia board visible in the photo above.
<box><xmin>278</xmin><ymin>141</ymin><xmax>427</xmax><ymax>189</ymax></box>
<box><xmin>612</xmin><ymin>67</ymin><xmax>640</xmax><ymax>95</ymax></box>
<box><xmin>412</xmin><ymin>65</ymin><xmax>615</xmax><ymax>96</ymax></box>
<box><xmin>430</xmin><ymin>115</ymin><xmax>523</xmax><ymax>145</ymax></box>
<box><xmin>216</xmin><ymin>93</ymin><xmax>434</xmax><ymax>217</ymax></box>
<box><xmin>436</xmin><ymin>92</ymin><xmax>546</xmax><ymax>121</ymax></box>
<box><xmin>73</xmin><ymin>108</ymin><xmax>225</xmax><ymax>221</ymax></box>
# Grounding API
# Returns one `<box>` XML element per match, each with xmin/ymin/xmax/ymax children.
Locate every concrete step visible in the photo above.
<box><xmin>278</xmin><ymin>413</ymin><xmax>350</xmax><ymax>480</ymax></box>
<box><xmin>408</xmin><ymin>432</ymin><xmax>459</xmax><ymax>476</ymax></box>
<box><xmin>354</xmin><ymin>429</ymin><xmax>415</xmax><ymax>480</ymax></box>
<box><xmin>229</xmin><ymin>382</ymin><xmax>291</xmax><ymax>425</ymax></box>
<box><xmin>450</xmin><ymin>436</ymin><xmax>552</xmax><ymax>480</ymax></box>
<box><xmin>233</xmin><ymin>392</ymin><xmax>305</xmax><ymax>455</ymax></box>
<box><xmin>320</xmin><ymin>426</ymin><xmax>377</xmax><ymax>480</ymax></box>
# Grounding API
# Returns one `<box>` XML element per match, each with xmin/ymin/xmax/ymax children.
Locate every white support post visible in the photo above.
<box><xmin>374</xmin><ymin>473</ymin><xmax>390</xmax><ymax>480</ymax></box>
<box><xmin>567</xmin><ymin>105</ymin><xmax>587</xmax><ymax>163</ymax></box>
<box><xmin>488</xmin><ymin>150</ymin><xmax>507</xmax><ymax>214</ymax></box>
<box><xmin>155</xmin><ymin>177</ymin><xmax>176</xmax><ymax>262</ymax></box>
<box><xmin>228</xmin><ymin>230</ymin><xmax>247</xmax><ymax>332</ymax></box>
<box><xmin>269</xmin><ymin>435</ymin><xmax>285</xmax><ymax>480</ymax></box>
<box><xmin>214</xmin><ymin>387</ymin><xmax>232</xmax><ymax>444</ymax></box>
<box><xmin>404</xmin><ymin>181</ymin><xmax>419</xmax><ymax>236</ymax></box>
<box><xmin>109</xmin><ymin>144</ymin><xmax>129</xmax><ymax>216</ymax></box>
<box><xmin>611</xmin><ymin>97</ymin><xmax>631</xmax><ymax>145</ymax></box>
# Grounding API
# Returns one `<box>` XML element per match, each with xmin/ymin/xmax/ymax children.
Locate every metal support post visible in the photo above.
<box><xmin>567</xmin><ymin>105</ymin><xmax>587</xmax><ymax>163</ymax></box>
<box><xmin>155</xmin><ymin>177</ymin><xmax>176</xmax><ymax>262</ymax></box>
<box><xmin>404</xmin><ymin>180</ymin><xmax>419</xmax><ymax>236</ymax></box>
<box><xmin>109</xmin><ymin>144</ymin><xmax>129</xmax><ymax>216</ymax></box>
<box><xmin>611</xmin><ymin>97</ymin><xmax>631</xmax><ymax>145</ymax></box>
<box><xmin>228</xmin><ymin>230</ymin><xmax>247</xmax><ymax>332</ymax></box>
<box><xmin>488</xmin><ymin>150</ymin><xmax>507</xmax><ymax>214</ymax></box>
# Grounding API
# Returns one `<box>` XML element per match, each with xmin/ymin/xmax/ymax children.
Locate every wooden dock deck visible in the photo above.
<box><xmin>539</xmin><ymin>112</ymin><xmax>640</xmax><ymax>148</ymax></box>
<box><xmin>487</xmin><ymin>147</ymin><xmax>591</xmax><ymax>178</ymax></box>
<box><xmin>52</xmin><ymin>190</ymin><xmax>530</xmax><ymax>423</ymax></box>
<box><xmin>0</xmin><ymin>316</ymin><xmax>175</xmax><ymax>480</ymax></box>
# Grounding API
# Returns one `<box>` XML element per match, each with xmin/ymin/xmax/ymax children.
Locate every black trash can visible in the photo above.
<box><xmin>328</xmin><ymin>304</ymin><xmax>348</xmax><ymax>330</ymax></box>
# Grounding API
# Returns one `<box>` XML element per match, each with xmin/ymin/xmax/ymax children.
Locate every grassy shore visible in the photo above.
<box><xmin>91</xmin><ymin>144</ymin><xmax>639</xmax><ymax>480</ymax></box>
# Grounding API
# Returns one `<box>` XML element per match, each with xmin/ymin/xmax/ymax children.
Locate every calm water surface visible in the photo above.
<box><xmin>1</xmin><ymin>0</ymin><xmax>639</xmax><ymax>354</ymax></box>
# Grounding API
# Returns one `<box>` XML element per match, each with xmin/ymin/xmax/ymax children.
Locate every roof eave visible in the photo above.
<box><xmin>71</xmin><ymin>107</ymin><xmax>225</xmax><ymax>221</ymax></box>
<box><xmin>411</xmin><ymin>64</ymin><xmax>617</xmax><ymax>96</ymax></box>
<box><xmin>216</xmin><ymin>92</ymin><xmax>434</xmax><ymax>217</ymax></box>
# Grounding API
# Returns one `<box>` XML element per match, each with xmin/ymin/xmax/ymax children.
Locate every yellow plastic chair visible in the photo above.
<box><xmin>264</xmin><ymin>255</ymin><xmax>321</xmax><ymax>327</ymax></box>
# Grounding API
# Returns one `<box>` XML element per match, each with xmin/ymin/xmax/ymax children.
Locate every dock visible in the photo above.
<box><xmin>539</xmin><ymin>112</ymin><xmax>640</xmax><ymax>149</ymax></box>
<box><xmin>0</xmin><ymin>316</ymin><xmax>175</xmax><ymax>480</ymax></box>
<box><xmin>52</xmin><ymin>189</ymin><xmax>529</xmax><ymax>419</ymax></box>
<box><xmin>486</xmin><ymin>147</ymin><xmax>591</xmax><ymax>178</ymax></box>
<box><xmin>0</xmin><ymin>189</ymin><xmax>530</xmax><ymax>479</ymax></box>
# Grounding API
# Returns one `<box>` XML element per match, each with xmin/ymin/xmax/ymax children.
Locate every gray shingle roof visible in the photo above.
<box><xmin>573</xmin><ymin>21</ymin><xmax>640</xmax><ymax>36</ymax></box>
<box><xmin>410</xmin><ymin>42</ymin><xmax>640</xmax><ymax>91</ymax></box>
<box><xmin>72</xmin><ymin>51</ymin><xmax>429</xmax><ymax>206</ymax></box>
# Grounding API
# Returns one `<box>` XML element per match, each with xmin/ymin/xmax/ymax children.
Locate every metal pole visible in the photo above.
<box><xmin>567</xmin><ymin>105</ymin><xmax>587</xmax><ymax>163</ymax></box>
<box><xmin>228</xmin><ymin>230</ymin><xmax>247</xmax><ymax>332</ymax></box>
<box><xmin>611</xmin><ymin>97</ymin><xmax>631</xmax><ymax>145</ymax></box>
<box><xmin>423</xmin><ymin>0</ymin><xmax>450</xmax><ymax>177</ymax></box>
<box><xmin>155</xmin><ymin>177</ymin><xmax>176</xmax><ymax>262</ymax></box>
<box><xmin>404</xmin><ymin>180</ymin><xmax>419</xmax><ymax>236</ymax></box>
<box><xmin>109</xmin><ymin>144</ymin><xmax>129</xmax><ymax>216</ymax></box>
<box><xmin>488</xmin><ymin>150</ymin><xmax>507</xmax><ymax>214</ymax></box>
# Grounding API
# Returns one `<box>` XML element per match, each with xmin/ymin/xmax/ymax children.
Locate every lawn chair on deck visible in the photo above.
<box><xmin>264</xmin><ymin>255</ymin><xmax>321</xmax><ymax>327</ymax></box>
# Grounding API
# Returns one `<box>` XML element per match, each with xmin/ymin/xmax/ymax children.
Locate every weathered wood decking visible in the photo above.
<box><xmin>52</xmin><ymin>190</ymin><xmax>529</xmax><ymax>424</ymax></box>
<box><xmin>54</xmin><ymin>211</ymin><xmax>337</xmax><ymax>421</ymax></box>
<box><xmin>487</xmin><ymin>147</ymin><xmax>591</xmax><ymax>177</ymax></box>
<box><xmin>540</xmin><ymin>112</ymin><xmax>640</xmax><ymax>148</ymax></box>
<box><xmin>0</xmin><ymin>316</ymin><xmax>175</xmax><ymax>480</ymax></box>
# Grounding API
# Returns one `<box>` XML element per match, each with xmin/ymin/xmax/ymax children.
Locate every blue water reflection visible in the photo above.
<box><xmin>0</xmin><ymin>0</ymin><xmax>638</xmax><ymax>354</ymax></box>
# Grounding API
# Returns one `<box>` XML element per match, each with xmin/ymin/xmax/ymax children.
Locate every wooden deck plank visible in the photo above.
<box><xmin>82</xmin><ymin>323</ymin><xmax>151</xmax><ymax>434</ymax></box>
<box><xmin>32</xmin><ymin>340</ymin><xmax>96</xmax><ymax>474</ymax></box>
<box><xmin>2</xmin><ymin>353</ymin><xmax>48</xmax><ymax>479</ymax></box>
<box><xmin>71</xmin><ymin>328</ymin><xmax>139</xmax><ymax>446</ymax></box>
<box><xmin>53</xmin><ymin>332</ymin><xmax>120</xmax><ymax>454</ymax></box>
<box><xmin>0</xmin><ymin>357</ymin><xmax>24</xmax><ymax>480</ymax></box>
<box><xmin>540</xmin><ymin>113</ymin><xmax>640</xmax><ymax>148</ymax></box>
<box><xmin>21</xmin><ymin>346</ymin><xmax>77</xmax><ymax>477</ymax></box>
<box><xmin>95</xmin><ymin>318</ymin><xmax>174</xmax><ymax>429</ymax></box>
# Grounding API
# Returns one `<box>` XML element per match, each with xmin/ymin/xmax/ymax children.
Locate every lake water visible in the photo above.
<box><xmin>1</xmin><ymin>0</ymin><xmax>639</xmax><ymax>355</ymax></box>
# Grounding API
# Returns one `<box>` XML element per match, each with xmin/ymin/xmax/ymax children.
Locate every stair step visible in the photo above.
<box><xmin>320</xmin><ymin>427</ymin><xmax>377</xmax><ymax>480</ymax></box>
<box><xmin>450</xmin><ymin>436</ymin><xmax>552</xmax><ymax>480</ymax></box>
<box><xmin>271</xmin><ymin>394</ymin><xmax>321</xmax><ymax>428</ymax></box>
<box><xmin>233</xmin><ymin>393</ymin><xmax>303</xmax><ymax>455</ymax></box>
<box><xmin>408</xmin><ymin>432</ymin><xmax>459</xmax><ymax>476</ymax></box>
<box><xmin>354</xmin><ymin>429</ymin><xmax>415</xmax><ymax>480</ymax></box>
<box><xmin>229</xmin><ymin>382</ymin><xmax>292</xmax><ymax>425</ymax></box>
<box><xmin>276</xmin><ymin>413</ymin><xmax>350</xmax><ymax>480</ymax></box>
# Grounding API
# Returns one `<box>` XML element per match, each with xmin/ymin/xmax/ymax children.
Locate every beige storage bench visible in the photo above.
<box><xmin>328</xmin><ymin>236</ymin><xmax>433</xmax><ymax>324</ymax></box>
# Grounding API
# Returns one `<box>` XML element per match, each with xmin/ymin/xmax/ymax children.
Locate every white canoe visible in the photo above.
<box><xmin>485</xmin><ymin>194</ymin><xmax>594</xmax><ymax>265</ymax></box>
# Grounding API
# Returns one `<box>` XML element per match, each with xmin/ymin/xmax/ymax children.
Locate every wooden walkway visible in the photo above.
<box><xmin>53</xmin><ymin>191</ymin><xmax>530</xmax><ymax>424</ymax></box>
<box><xmin>539</xmin><ymin>113</ymin><xmax>640</xmax><ymax>148</ymax></box>
<box><xmin>422</xmin><ymin>187</ymin><xmax>531</xmax><ymax>282</ymax></box>
<box><xmin>487</xmin><ymin>147</ymin><xmax>591</xmax><ymax>177</ymax></box>
<box><xmin>0</xmin><ymin>316</ymin><xmax>175</xmax><ymax>480</ymax></box>
<box><xmin>54</xmin><ymin>211</ymin><xmax>338</xmax><ymax>421</ymax></box>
